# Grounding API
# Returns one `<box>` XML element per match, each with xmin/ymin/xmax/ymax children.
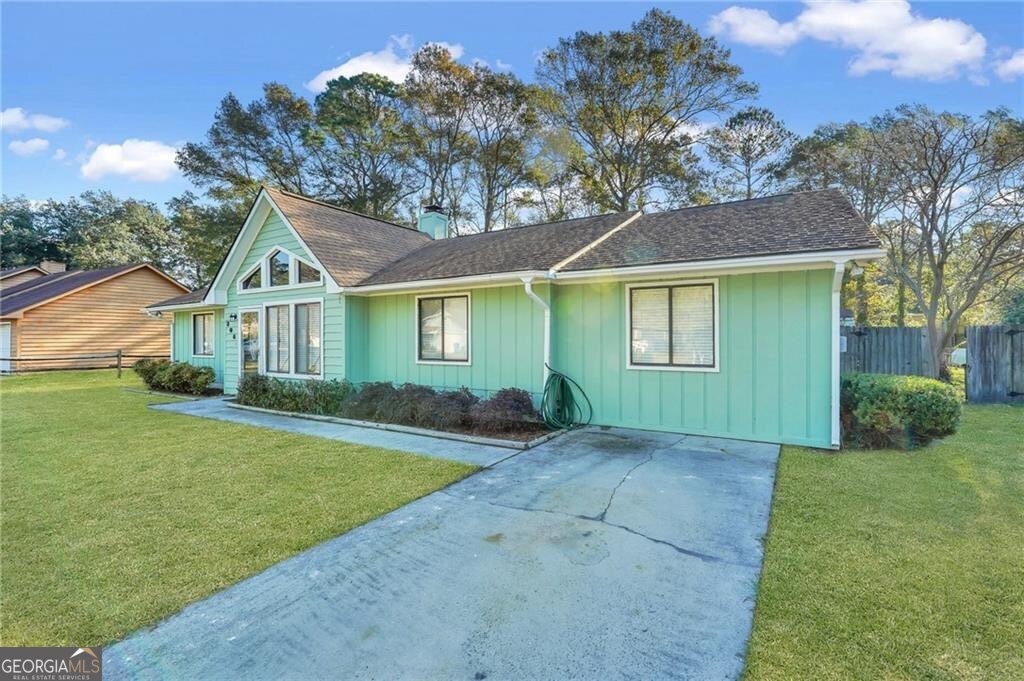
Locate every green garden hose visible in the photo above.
<box><xmin>541</xmin><ymin>364</ymin><xmax>593</xmax><ymax>430</ymax></box>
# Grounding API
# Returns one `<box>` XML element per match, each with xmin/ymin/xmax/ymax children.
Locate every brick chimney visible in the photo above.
<box><xmin>39</xmin><ymin>260</ymin><xmax>66</xmax><ymax>274</ymax></box>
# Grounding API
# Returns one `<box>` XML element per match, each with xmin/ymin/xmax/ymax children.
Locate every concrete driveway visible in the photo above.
<box><xmin>104</xmin><ymin>427</ymin><xmax>780</xmax><ymax>680</ymax></box>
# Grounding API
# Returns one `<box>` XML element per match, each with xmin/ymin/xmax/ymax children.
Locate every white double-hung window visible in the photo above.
<box><xmin>627</xmin><ymin>280</ymin><xmax>718</xmax><ymax>371</ymax></box>
<box><xmin>192</xmin><ymin>312</ymin><xmax>214</xmax><ymax>356</ymax></box>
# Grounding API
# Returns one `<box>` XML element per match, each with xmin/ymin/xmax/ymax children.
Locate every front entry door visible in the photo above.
<box><xmin>240</xmin><ymin>309</ymin><xmax>261</xmax><ymax>376</ymax></box>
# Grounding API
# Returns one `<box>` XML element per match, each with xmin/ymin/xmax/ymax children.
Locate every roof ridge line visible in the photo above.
<box><xmin>548</xmin><ymin>211</ymin><xmax>644</xmax><ymax>275</ymax></box>
<box><xmin>266</xmin><ymin>186</ymin><xmax>424</xmax><ymax>234</ymax></box>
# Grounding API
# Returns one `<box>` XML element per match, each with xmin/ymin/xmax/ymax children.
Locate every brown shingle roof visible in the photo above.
<box><xmin>357</xmin><ymin>211</ymin><xmax>637</xmax><ymax>286</ymax></box>
<box><xmin>0</xmin><ymin>264</ymin><xmax>184</xmax><ymax>316</ymax></box>
<box><xmin>563</xmin><ymin>189</ymin><xmax>879</xmax><ymax>272</ymax></box>
<box><xmin>264</xmin><ymin>188</ymin><xmax>430</xmax><ymax>287</ymax></box>
<box><xmin>147</xmin><ymin>286</ymin><xmax>209</xmax><ymax>309</ymax></box>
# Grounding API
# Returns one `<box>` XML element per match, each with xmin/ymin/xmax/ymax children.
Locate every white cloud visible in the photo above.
<box><xmin>305</xmin><ymin>35</ymin><xmax>465</xmax><ymax>92</ymax></box>
<box><xmin>496</xmin><ymin>59</ymin><xmax>513</xmax><ymax>71</ymax></box>
<box><xmin>52</xmin><ymin>148</ymin><xmax>67</xmax><ymax>161</ymax></box>
<box><xmin>80</xmin><ymin>139</ymin><xmax>179</xmax><ymax>182</ymax></box>
<box><xmin>1</xmin><ymin>107</ymin><xmax>69</xmax><ymax>133</ymax></box>
<box><xmin>708</xmin><ymin>7</ymin><xmax>801</xmax><ymax>53</ymax></box>
<box><xmin>9</xmin><ymin>138</ymin><xmax>50</xmax><ymax>156</ymax></box>
<box><xmin>709</xmin><ymin>1</ymin><xmax>987</xmax><ymax>81</ymax></box>
<box><xmin>995</xmin><ymin>48</ymin><xmax>1024</xmax><ymax>81</ymax></box>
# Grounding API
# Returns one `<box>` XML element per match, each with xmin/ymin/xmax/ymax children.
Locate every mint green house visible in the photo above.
<box><xmin>148</xmin><ymin>187</ymin><xmax>882</xmax><ymax>449</ymax></box>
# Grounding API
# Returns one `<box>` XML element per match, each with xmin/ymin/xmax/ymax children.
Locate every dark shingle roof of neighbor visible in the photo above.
<box><xmin>563</xmin><ymin>189</ymin><xmax>879</xmax><ymax>271</ymax></box>
<box><xmin>357</xmin><ymin>211</ymin><xmax>637</xmax><ymax>286</ymax></box>
<box><xmin>0</xmin><ymin>264</ymin><xmax>146</xmax><ymax>316</ymax></box>
<box><xmin>148</xmin><ymin>286</ymin><xmax>209</xmax><ymax>309</ymax></box>
<box><xmin>265</xmin><ymin>188</ymin><xmax>430</xmax><ymax>287</ymax></box>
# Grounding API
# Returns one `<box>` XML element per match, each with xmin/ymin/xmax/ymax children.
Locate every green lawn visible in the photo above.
<box><xmin>746</xmin><ymin>404</ymin><xmax>1024</xmax><ymax>680</ymax></box>
<box><xmin>0</xmin><ymin>370</ymin><xmax>476</xmax><ymax>647</ymax></box>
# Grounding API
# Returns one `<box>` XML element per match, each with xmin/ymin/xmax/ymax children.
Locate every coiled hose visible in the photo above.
<box><xmin>541</xmin><ymin>363</ymin><xmax>593</xmax><ymax>430</ymax></box>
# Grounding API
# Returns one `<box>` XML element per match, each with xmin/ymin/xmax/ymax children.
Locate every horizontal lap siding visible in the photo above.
<box><xmin>172</xmin><ymin>309</ymin><xmax>225</xmax><ymax>383</ymax></box>
<box><xmin>352</xmin><ymin>284</ymin><xmax>547</xmax><ymax>401</ymax></box>
<box><xmin>552</xmin><ymin>271</ymin><xmax>832</xmax><ymax>448</ymax></box>
<box><xmin>0</xmin><ymin>271</ymin><xmax>45</xmax><ymax>290</ymax></box>
<box><xmin>13</xmin><ymin>268</ymin><xmax>181</xmax><ymax>370</ymax></box>
<box><xmin>221</xmin><ymin>212</ymin><xmax>343</xmax><ymax>394</ymax></box>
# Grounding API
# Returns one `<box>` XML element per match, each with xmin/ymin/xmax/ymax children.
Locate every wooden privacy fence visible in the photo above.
<box><xmin>966</xmin><ymin>325</ymin><xmax>1024</xmax><ymax>404</ymax></box>
<box><xmin>840</xmin><ymin>326</ymin><xmax>934</xmax><ymax>377</ymax></box>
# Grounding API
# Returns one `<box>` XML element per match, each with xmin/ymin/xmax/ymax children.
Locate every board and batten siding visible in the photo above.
<box><xmin>11</xmin><ymin>267</ymin><xmax>182</xmax><ymax>370</ymax></box>
<box><xmin>346</xmin><ymin>283</ymin><xmax>549</xmax><ymax>400</ymax></box>
<box><xmin>171</xmin><ymin>309</ymin><xmax>225</xmax><ymax>383</ymax></box>
<box><xmin>220</xmin><ymin>211</ymin><xmax>343</xmax><ymax>394</ymax></box>
<box><xmin>552</xmin><ymin>270</ymin><xmax>834</xmax><ymax>448</ymax></box>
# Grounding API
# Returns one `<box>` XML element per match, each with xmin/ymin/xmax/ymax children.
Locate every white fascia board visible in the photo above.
<box><xmin>146</xmin><ymin>302</ymin><xmax>226</xmax><ymax>314</ymax></box>
<box><xmin>343</xmin><ymin>270</ymin><xmax>549</xmax><ymax>295</ymax></box>
<box><xmin>550</xmin><ymin>248</ymin><xmax>886</xmax><ymax>283</ymax></box>
<box><xmin>204</xmin><ymin>190</ymin><xmax>342</xmax><ymax>305</ymax></box>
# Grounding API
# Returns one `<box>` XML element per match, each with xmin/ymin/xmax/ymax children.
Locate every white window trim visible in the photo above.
<box><xmin>414</xmin><ymin>291</ymin><xmax>472</xmax><ymax>366</ymax></box>
<box><xmin>625</xmin><ymin>278</ymin><xmax>720</xmax><ymax>373</ymax></box>
<box><xmin>237</xmin><ymin>306</ymin><xmax>264</xmax><ymax>378</ymax></box>
<box><xmin>237</xmin><ymin>246</ymin><xmax>324</xmax><ymax>295</ymax></box>
<box><xmin>262</xmin><ymin>297</ymin><xmax>325</xmax><ymax>380</ymax></box>
<box><xmin>192</xmin><ymin>311</ymin><xmax>216</xmax><ymax>358</ymax></box>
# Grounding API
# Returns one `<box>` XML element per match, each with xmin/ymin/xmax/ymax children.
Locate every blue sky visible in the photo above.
<box><xmin>2</xmin><ymin>1</ymin><xmax>1022</xmax><ymax>206</ymax></box>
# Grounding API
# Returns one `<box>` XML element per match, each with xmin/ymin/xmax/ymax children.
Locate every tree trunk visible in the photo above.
<box><xmin>855</xmin><ymin>276</ymin><xmax>868</xmax><ymax>325</ymax></box>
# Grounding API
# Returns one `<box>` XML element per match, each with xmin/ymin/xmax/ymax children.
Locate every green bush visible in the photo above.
<box><xmin>841</xmin><ymin>373</ymin><xmax>961</xmax><ymax>449</ymax></box>
<box><xmin>418</xmin><ymin>388</ymin><xmax>479</xmax><ymax>431</ymax></box>
<box><xmin>341</xmin><ymin>382</ymin><xmax>398</xmax><ymax>421</ymax></box>
<box><xmin>236</xmin><ymin>374</ymin><xmax>353</xmax><ymax>415</ymax></box>
<box><xmin>133</xmin><ymin>359</ymin><xmax>215</xmax><ymax>396</ymax></box>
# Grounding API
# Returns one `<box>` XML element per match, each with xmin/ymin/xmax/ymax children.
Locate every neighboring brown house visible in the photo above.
<box><xmin>0</xmin><ymin>263</ymin><xmax>188</xmax><ymax>372</ymax></box>
<box><xmin>0</xmin><ymin>260</ymin><xmax>67</xmax><ymax>290</ymax></box>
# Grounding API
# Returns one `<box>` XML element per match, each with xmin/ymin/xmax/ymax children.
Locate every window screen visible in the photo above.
<box><xmin>192</xmin><ymin>313</ymin><xmax>214</xmax><ymax>356</ymax></box>
<box><xmin>295</xmin><ymin>302</ymin><xmax>321</xmax><ymax>374</ymax></box>
<box><xmin>630</xmin><ymin>284</ymin><xmax>715</xmax><ymax>367</ymax></box>
<box><xmin>266</xmin><ymin>304</ymin><xmax>290</xmax><ymax>373</ymax></box>
<box><xmin>418</xmin><ymin>295</ymin><xmax>469</xmax><ymax>362</ymax></box>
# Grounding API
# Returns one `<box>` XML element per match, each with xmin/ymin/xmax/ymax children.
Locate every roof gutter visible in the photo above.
<box><xmin>145</xmin><ymin>301</ymin><xmax>225</xmax><ymax>314</ymax></box>
<box><xmin>342</xmin><ymin>270</ymin><xmax>549</xmax><ymax>295</ymax></box>
<box><xmin>550</xmin><ymin>248</ymin><xmax>885</xmax><ymax>282</ymax></box>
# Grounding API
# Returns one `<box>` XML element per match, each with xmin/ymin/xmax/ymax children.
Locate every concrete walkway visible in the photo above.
<box><xmin>150</xmin><ymin>397</ymin><xmax>514</xmax><ymax>467</ymax></box>
<box><xmin>104</xmin><ymin>425</ymin><xmax>780</xmax><ymax>680</ymax></box>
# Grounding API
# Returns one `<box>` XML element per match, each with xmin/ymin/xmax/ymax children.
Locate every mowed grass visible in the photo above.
<box><xmin>746</xmin><ymin>404</ymin><xmax>1024</xmax><ymax>680</ymax></box>
<box><xmin>0</xmin><ymin>370</ymin><xmax>476</xmax><ymax>646</ymax></box>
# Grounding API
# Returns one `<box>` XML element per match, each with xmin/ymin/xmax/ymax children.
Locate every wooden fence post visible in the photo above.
<box><xmin>116</xmin><ymin>349</ymin><xmax>122</xmax><ymax>378</ymax></box>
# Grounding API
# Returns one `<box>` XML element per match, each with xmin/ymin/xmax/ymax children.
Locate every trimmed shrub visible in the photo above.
<box><xmin>419</xmin><ymin>388</ymin><xmax>479</xmax><ymax>431</ymax></box>
<box><xmin>841</xmin><ymin>372</ymin><xmax>961</xmax><ymax>449</ymax></box>
<box><xmin>236</xmin><ymin>374</ymin><xmax>353</xmax><ymax>415</ymax></box>
<box><xmin>472</xmin><ymin>388</ymin><xmax>538</xmax><ymax>433</ymax></box>
<box><xmin>134</xmin><ymin>359</ymin><xmax>215</xmax><ymax>395</ymax></box>
<box><xmin>379</xmin><ymin>383</ymin><xmax>437</xmax><ymax>425</ymax></box>
<box><xmin>341</xmin><ymin>382</ymin><xmax>398</xmax><ymax>421</ymax></box>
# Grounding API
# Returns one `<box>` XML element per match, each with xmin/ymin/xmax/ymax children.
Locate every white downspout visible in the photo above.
<box><xmin>831</xmin><ymin>261</ymin><xmax>847</xmax><ymax>449</ymax></box>
<box><xmin>522</xmin><ymin>277</ymin><xmax>551</xmax><ymax>385</ymax></box>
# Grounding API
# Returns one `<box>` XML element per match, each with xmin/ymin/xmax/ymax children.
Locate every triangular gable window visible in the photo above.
<box><xmin>238</xmin><ymin>247</ymin><xmax>324</xmax><ymax>293</ymax></box>
<box><xmin>298</xmin><ymin>261</ymin><xmax>321</xmax><ymax>284</ymax></box>
<box><xmin>242</xmin><ymin>268</ymin><xmax>261</xmax><ymax>290</ymax></box>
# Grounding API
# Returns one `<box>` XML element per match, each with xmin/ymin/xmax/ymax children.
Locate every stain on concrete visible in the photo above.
<box><xmin>103</xmin><ymin>426</ymin><xmax>781</xmax><ymax>681</ymax></box>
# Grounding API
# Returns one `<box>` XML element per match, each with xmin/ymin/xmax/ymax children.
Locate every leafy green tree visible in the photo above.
<box><xmin>464</xmin><ymin>66</ymin><xmax>540</xmax><ymax>231</ymax></box>
<box><xmin>998</xmin><ymin>285</ymin><xmax>1024</xmax><ymax>324</ymax></box>
<box><xmin>403</xmin><ymin>45</ymin><xmax>475</xmax><ymax>228</ymax></box>
<box><xmin>167</xmin><ymin>192</ymin><xmax>246</xmax><ymax>286</ymax></box>
<box><xmin>177</xmin><ymin>83</ymin><xmax>316</xmax><ymax>203</ymax></box>
<box><xmin>44</xmin><ymin>192</ymin><xmax>179</xmax><ymax>273</ymax></box>
<box><xmin>308</xmin><ymin>73</ymin><xmax>419</xmax><ymax>220</ymax></box>
<box><xmin>785</xmin><ymin>121</ymin><xmax>895</xmax><ymax>324</ymax></box>
<box><xmin>535</xmin><ymin>9</ymin><xmax>755</xmax><ymax>211</ymax></box>
<box><xmin>705</xmin><ymin>107</ymin><xmax>794</xmax><ymax>200</ymax></box>
<box><xmin>521</xmin><ymin>127</ymin><xmax>591</xmax><ymax>223</ymax></box>
<box><xmin>0</xmin><ymin>196</ymin><xmax>61</xmax><ymax>268</ymax></box>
